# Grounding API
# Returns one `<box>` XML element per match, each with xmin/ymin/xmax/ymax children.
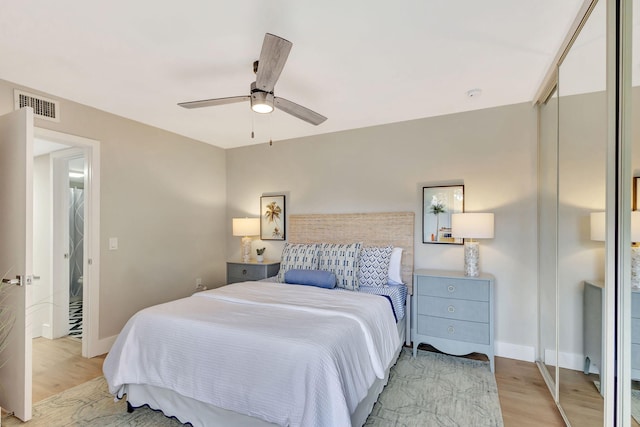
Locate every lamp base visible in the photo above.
<box><xmin>241</xmin><ymin>236</ymin><xmax>252</xmax><ymax>263</ymax></box>
<box><xmin>464</xmin><ymin>241</ymin><xmax>480</xmax><ymax>277</ymax></box>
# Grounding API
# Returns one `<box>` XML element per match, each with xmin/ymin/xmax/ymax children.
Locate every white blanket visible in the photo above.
<box><xmin>103</xmin><ymin>281</ymin><xmax>400</xmax><ymax>427</ymax></box>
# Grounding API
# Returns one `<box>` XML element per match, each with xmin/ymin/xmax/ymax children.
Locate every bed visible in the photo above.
<box><xmin>103</xmin><ymin>212</ymin><xmax>414</xmax><ymax>427</ymax></box>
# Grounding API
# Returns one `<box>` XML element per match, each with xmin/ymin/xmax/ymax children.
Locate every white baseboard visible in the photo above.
<box><xmin>494</xmin><ymin>343</ymin><xmax>597</xmax><ymax>374</ymax></box>
<box><xmin>42</xmin><ymin>323</ymin><xmax>52</xmax><ymax>339</ymax></box>
<box><xmin>543</xmin><ymin>348</ymin><xmax>598</xmax><ymax>374</ymax></box>
<box><xmin>495</xmin><ymin>341</ymin><xmax>535</xmax><ymax>362</ymax></box>
<box><xmin>90</xmin><ymin>334</ymin><xmax>118</xmax><ymax>358</ymax></box>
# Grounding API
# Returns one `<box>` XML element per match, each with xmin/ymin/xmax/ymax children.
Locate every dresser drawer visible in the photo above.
<box><xmin>633</xmin><ymin>292</ymin><xmax>640</xmax><ymax>318</ymax></box>
<box><xmin>417</xmin><ymin>315</ymin><xmax>489</xmax><ymax>345</ymax></box>
<box><xmin>633</xmin><ymin>344</ymin><xmax>640</xmax><ymax>370</ymax></box>
<box><xmin>633</xmin><ymin>318</ymin><xmax>640</xmax><ymax>345</ymax></box>
<box><xmin>417</xmin><ymin>296</ymin><xmax>489</xmax><ymax>323</ymax></box>
<box><xmin>417</xmin><ymin>275</ymin><xmax>489</xmax><ymax>302</ymax></box>
<box><xmin>227</xmin><ymin>263</ymin><xmax>268</xmax><ymax>282</ymax></box>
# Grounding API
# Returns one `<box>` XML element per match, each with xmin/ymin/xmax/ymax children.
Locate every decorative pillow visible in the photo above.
<box><xmin>277</xmin><ymin>243</ymin><xmax>319</xmax><ymax>283</ymax></box>
<box><xmin>357</xmin><ymin>246</ymin><xmax>393</xmax><ymax>287</ymax></box>
<box><xmin>387</xmin><ymin>247</ymin><xmax>404</xmax><ymax>285</ymax></box>
<box><xmin>284</xmin><ymin>269</ymin><xmax>336</xmax><ymax>289</ymax></box>
<box><xmin>318</xmin><ymin>242</ymin><xmax>362</xmax><ymax>291</ymax></box>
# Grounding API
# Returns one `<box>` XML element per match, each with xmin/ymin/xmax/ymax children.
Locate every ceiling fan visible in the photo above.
<box><xmin>178</xmin><ymin>33</ymin><xmax>327</xmax><ymax>126</ymax></box>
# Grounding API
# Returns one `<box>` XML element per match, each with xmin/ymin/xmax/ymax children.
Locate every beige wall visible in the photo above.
<box><xmin>0</xmin><ymin>79</ymin><xmax>228</xmax><ymax>341</ymax></box>
<box><xmin>226</xmin><ymin>102</ymin><xmax>539</xmax><ymax>359</ymax></box>
<box><xmin>1</xmin><ymin>75</ymin><xmax>542</xmax><ymax>359</ymax></box>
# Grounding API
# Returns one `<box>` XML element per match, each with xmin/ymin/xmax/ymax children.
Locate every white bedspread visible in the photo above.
<box><xmin>103</xmin><ymin>281</ymin><xmax>400</xmax><ymax>427</ymax></box>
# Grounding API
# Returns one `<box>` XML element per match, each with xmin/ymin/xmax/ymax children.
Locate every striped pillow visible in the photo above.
<box><xmin>277</xmin><ymin>243</ymin><xmax>319</xmax><ymax>283</ymax></box>
<box><xmin>357</xmin><ymin>246</ymin><xmax>393</xmax><ymax>287</ymax></box>
<box><xmin>318</xmin><ymin>242</ymin><xmax>362</xmax><ymax>290</ymax></box>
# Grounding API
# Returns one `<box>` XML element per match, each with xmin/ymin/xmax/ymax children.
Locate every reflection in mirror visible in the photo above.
<box><xmin>556</xmin><ymin>0</ymin><xmax>606</xmax><ymax>425</ymax></box>
<box><xmin>538</xmin><ymin>88</ymin><xmax>558</xmax><ymax>392</ymax></box>
<box><xmin>631</xmin><ymin>0</ymin><xmax>640</xmax><ymax>424</ymax></box>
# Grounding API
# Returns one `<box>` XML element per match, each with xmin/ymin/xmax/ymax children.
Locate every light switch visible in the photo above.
<box><xmin>109</xmin><ymin>237</ymin><xmax>118</xmax><ymax>250</ymax></box>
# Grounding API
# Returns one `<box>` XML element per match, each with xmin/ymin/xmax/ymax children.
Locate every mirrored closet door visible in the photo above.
<box><xmin>556</xmin><ymin>0</ymin><xmax>607</xmax><ymax>424</ymax></box>
<box><xmin>629</xmin><ymin>0</ymin><xmax>639</xmax><ymax>423</ymax></box>
<box><xmin>537</xmin><ymin>0</ymin><xmax>607</xmax><ymax>425</ymax></box>
<box><xmin>538</xmin><ymin>87</ymin><xmax>558</xmax><ymax>395</ymax></box>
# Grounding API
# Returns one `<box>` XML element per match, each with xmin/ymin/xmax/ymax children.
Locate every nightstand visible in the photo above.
<box><xmin>583</xmin><ymin>280</ymin><xmax>640</xmax><ymax>387</ymax></box>
<box><xmin>227</xmin><ymin>261</ymin><xmax>280</xmax><ymax>284</ymax></box>
<box><xmin>412</xmin><ymin>269</ymin><xmax>495</xmax><ymax>372</ymax></box>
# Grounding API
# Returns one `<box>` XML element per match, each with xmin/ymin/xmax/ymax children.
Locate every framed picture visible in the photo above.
<box><xmin>260</xmin><ymin>195</ymin><xmax>286</xmax><ymax>240</ymax></box>
<box><xmin>634</xmin><ymin>177</ymin><xmax>640</xmax><ymax>210</ymax></box>
<box><xmin>422</xmin><ymin>185</ymin><xmax>464</xmax><ymax>244</ymax></box>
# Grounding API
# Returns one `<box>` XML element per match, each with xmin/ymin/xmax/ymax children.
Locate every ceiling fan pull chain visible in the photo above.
<box><xmin>251</xmin><ymin>112</ymin><xmax>255</xmax><ymax>139</ymax></box>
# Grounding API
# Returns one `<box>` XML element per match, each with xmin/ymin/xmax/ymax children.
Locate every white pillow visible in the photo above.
<box><xmin>387</xmin><ymin>247</ymin><xmax>404</xmax><ymax>285</ymax></box>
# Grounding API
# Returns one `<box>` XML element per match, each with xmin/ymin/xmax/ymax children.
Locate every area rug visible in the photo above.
<box><xmin>3</xmin><ymin>348</ymin><xmax>503</xmax><ymax>427</ymax></box>
<box><xmin>366</xmin><ymin>349</ymin><xmax>503</xmax><ymax>426</ymax></box>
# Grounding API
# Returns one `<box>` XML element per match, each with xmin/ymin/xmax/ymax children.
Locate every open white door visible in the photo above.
<box><xmin>0</xmin><ymin>107</ymin><xmax>33</xmax><ymax>421</ymax></box>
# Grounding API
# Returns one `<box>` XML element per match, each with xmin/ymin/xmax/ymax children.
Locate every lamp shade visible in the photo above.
<box><xmin>451</xmin><ymin>213</ymin><xmax>494</xmax><ymax>239</ymax></box>
<box><xmin>232</xmin><ymin>218</ymin><xmax>260</xmax><ymax>237</ymax></box>
<box><xmin>633</xmin><ymin>211</ymin><xmax>640</xmax><ymax>243</ymax></box>
<box><xmin>590</xmin><ymin>212</ymin><xmax>605</xmax><ymax>241</ymax></box>
<box><xmin>590</xmin><ymin>211</ymin><xmax>640</xmax><ymax>242</ymax></box>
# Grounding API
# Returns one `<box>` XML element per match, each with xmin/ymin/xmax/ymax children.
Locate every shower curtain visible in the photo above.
<box><xmin>69</xmin><ymin>187</ymin><xmax>84</xmax><ymax>300</ymax></box>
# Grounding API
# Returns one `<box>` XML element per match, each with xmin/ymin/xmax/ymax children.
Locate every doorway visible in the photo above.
<box><xmin>32</xmin><ymin>128</ymin><xmax>100</xmax><ymax>359</ymax></box>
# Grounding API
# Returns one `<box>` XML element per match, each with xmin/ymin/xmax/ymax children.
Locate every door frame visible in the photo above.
<box><xmin>35</xmin><ymin>128</ymin><xmax>100</xmax><ymax>358</ymax></box>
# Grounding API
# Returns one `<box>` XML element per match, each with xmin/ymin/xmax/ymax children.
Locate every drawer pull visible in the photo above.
<box><xmin>447</xmin><ymin>305</ymin><xmax>455</xmax><ymax>313</ymax></box>
<box><xmin>447</xmin><ymin>285</ymin><xmax>456</xmax><ymax>293</ymax></box>
<box><xmin>242</xmin><ymin>269</ymin><xmax>247</xmax><ymax>275</ymax></box>
<box><xmin>447</xmin><ymin>326</ymin><xmax>455</xmax><ymax>334</ymax></box>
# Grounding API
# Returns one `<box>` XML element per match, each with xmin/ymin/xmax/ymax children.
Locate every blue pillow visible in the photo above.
<box><xmin>284</xmin><ymin>269</ymin><xmax>336</xmax><ymax>289</ymax></box>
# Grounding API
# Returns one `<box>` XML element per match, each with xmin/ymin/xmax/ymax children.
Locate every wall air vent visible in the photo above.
<box><xmin>14</xmin><ymin>89</ymin><xmax>60</xmax><ymax>122</ymax></box>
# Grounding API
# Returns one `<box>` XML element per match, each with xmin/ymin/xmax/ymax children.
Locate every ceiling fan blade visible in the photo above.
<box><xmin>274</xmin><ymin>97</ymin><xmax>327</xmax><ymax>126</ymax></box>
<box><xmin>255</xmin><ymin>33</ymin><xmax>292</xmax><ymax>93</ymax></box>
<box><xmin>178</xmin><ymin>96</ymin><xmax>249</xmax><ymax>109</ymax></box>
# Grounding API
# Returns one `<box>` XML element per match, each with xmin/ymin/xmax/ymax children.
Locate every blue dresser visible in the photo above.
<box><xmin>412</xmin><ymin>269</ymin><xmax>495</xmax><ymax>372</ymax></box>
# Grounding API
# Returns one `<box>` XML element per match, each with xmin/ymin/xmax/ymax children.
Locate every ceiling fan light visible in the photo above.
<box><xmin>251</xmin><ymin>89</ymin><xmax>274</xmax><ymax>114</ymax></box>
<box><xmin>251</xmin><ymin>102</ymin><xmax>274</xmax><ymax>114</ymax></box>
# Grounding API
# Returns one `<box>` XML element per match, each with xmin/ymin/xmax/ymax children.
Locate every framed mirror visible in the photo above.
<box><xmin>422</xmin><ymin>185</ymin><xmax>464</xmax><ymax>244</ymax></box>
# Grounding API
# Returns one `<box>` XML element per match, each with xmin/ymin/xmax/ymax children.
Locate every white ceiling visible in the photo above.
<box><xmin>0</xmin><ymin>1</ymin><xmax>584</xmax><ymax>149</ymax></box>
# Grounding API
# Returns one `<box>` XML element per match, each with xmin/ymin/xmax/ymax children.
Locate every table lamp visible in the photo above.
<box><xmin>451</xmin><ymin>213</ymin><xmax>495</xmax><ymax>277</ymax></box>
<box><xmin>232</xmin><ymin>218</ymin><xmax>260</xmax><ymax>262</ymax></box>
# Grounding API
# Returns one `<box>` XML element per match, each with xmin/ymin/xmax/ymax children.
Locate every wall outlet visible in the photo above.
<box><xmin>195</xmin><ymin>278</ymin><xmax>206</xmax><ymax>291</ymax></box>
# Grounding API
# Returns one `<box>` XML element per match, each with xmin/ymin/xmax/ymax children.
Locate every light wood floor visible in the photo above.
<box><xmin>496</xmin><ymin>357</ymin><xmax>565</xmax><ymax>426</ymax></box>
<box><xmin>32</xmin><ymin>337</ymin><xmax>105</xmax><ymax>403</ymax></box>
<box><xmin>33</xmin><ymin>338</ymin><xmax>567</xmax><ymax>425</ymax></box>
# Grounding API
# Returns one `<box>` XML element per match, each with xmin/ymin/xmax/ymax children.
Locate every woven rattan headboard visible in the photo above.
<box><xmin>288</xmin><ymin>212</ymin><xmax>415</xmax><ymax>294</ymax></box>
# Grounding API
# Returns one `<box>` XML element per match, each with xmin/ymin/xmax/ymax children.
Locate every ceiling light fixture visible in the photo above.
<box><xmin>250</xmin><ymin>82</ymin><xmax>274</xmax><ymax>114</ymax></box>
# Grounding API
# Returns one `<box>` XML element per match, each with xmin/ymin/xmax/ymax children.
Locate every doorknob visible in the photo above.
<box><xmin>2</xmin><ymin>276</ymin><xmax>20</xmax><ymax>286</ymax></box>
